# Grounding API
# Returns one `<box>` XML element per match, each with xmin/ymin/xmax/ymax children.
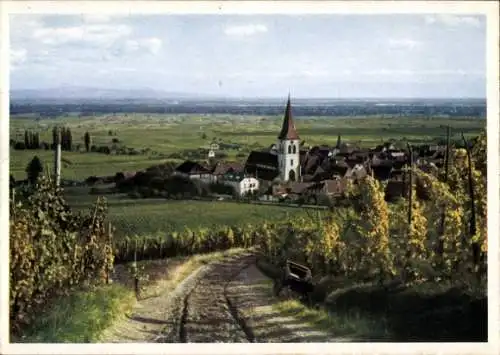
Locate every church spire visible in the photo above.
<box><xmin>277</xmin><ymin>94</ymin><xmax>299</xmax><ymax>140</ymax></box>
<box><xmin>336</xmin><ymin>134</ymin><xmax>342</xmax><ymax>149</ymax></box>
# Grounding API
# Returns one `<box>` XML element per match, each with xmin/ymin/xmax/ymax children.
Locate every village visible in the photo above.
<box><xmin>152</xmin><ymin>96</ymin><xmax>447</xmax><ymax>206</ymax></box>
<box><xmin>10</xmin><ymin>95</ymin><xmax>448</xmax><ymax>207</ymax></box>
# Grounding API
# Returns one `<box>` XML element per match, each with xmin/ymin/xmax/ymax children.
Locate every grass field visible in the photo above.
<box><xmin>9</xmin><ymin>113</ymin><xmax>485</xmax><ymax>181</ymax></box>
<box><xmin>16</xmin><ymin>248</ymin><xmax>249</xmax><ymax>343</ymax></box>
<box><xmin>14</xmin><ymin>283</ymin><xmax>136</xmax><ymax>343</ymax></box>
<box><xmin>64</xmin><ymin>186</ymin><xmax>305</xmax><ymax>238</ymax></box>
<box><xmin>10</xmin><ymin>113</ymin><xmax>485</xmax><ymax>238</ymax></box>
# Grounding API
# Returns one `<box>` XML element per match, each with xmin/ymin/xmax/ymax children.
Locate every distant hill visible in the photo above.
<box><xmin>11</xmin><ymin>87</ymin><xmax>486</xmax><ymax>104</ymax></box>
<box><xmin>10</xmin><ymin>87</ymin><xmax>214</xmax><ymax>101</ymax></box>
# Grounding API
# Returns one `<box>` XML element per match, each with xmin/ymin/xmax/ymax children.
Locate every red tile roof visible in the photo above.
<box><xmin>212</xmin><ymin>161</ymin><xmax>244</xmax><ymax>175</ymax></box>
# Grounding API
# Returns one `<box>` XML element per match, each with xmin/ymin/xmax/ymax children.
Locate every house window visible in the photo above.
<box><xmin>290</xmin><ymin>159</ymin><xmax>294</xmax><ymax>167</ymax></box>
<box><xmin>288</xmin><ymin>145</ymin><xmax>292</xmax><ymax>154</ymax></box>
<box><xmin>292</xmin><ymin>145</ymin><xmax>297</xmax><ymax>154</ymax></box>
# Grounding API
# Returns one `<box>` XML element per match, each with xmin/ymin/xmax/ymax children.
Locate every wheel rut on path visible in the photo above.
<box><xmin>179</xmin><ymin>254</ymin><xmax>256</xmax><ymax>343</ymax></box>
<box><xmin>101</xmin><ymin>252</ymin><xmax>340</xmax><ymax>343</ymax></box>
<box><xmin>223</xmin><ymin>260</ymin><xmax>256</xmax><ymax>342</ymax></box>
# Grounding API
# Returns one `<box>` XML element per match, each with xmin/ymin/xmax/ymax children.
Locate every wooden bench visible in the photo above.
<box><xmin>274</xmin><ymin>260</ymin><xmax>315</xmax><ymax>305</ymax></box>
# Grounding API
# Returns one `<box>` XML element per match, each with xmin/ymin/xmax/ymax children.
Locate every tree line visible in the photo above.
<box><xmin>10</xmin><ymin>101</ymin><xmax>487</xmax><ymax>118</ymax></box>
<box><xmin>11</xmin><ymin>127</ymin><xmax>93</xmax><ymax>153</ymax></box>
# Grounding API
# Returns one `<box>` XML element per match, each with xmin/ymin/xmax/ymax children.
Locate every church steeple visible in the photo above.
<box><xmin>277</xmin><ymin>94</ymin><xmax>301</xmax><ymax>182</ymax></box>
<box><xmin>278</xmin><ymin>94</ymin><xmax>300</xmax><ymax>140</ymax></box>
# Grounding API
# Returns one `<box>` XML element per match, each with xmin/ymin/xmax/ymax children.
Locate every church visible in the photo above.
<box><xmin>175</xmin><ymin>94</ymin><xmax>402</xmax><ymax>200</ymax></box>
<box><xmin>244</xmin><ymin>95</ymin><xmax>305</xmax><ymax>183</ymax></box>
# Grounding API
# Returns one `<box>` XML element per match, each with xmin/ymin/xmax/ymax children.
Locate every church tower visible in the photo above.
<box><xmin>277</xmin><ymin>95</ymin><xmax>301</xmax><ymax>182</ymax></box>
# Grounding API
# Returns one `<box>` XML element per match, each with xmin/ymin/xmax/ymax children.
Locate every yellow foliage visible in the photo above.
<box><xmin>10</xmin><ymin>181</ymin><xmax>113</xmax><ymax>333</ymax></box>
<box><xmin>355</xmin><ymin>176</ymin><xmax>394</xmax><ymax>281</ymax></box>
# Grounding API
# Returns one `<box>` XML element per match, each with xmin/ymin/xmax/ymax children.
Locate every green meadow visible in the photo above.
<box><xmin>9</xmin><ymin>113</ymin><xmax>484</xmax><ymax>180</ymax></box>
<box><xmin>10</xmin><ymin>113</ymin><xmax>485</xmax><ymax>238</ymax></box>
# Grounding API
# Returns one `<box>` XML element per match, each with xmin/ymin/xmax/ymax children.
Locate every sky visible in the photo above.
<box><xmin>9</xmin><ymin>14</ymin><xmax>486</xmax><ymax>98</ymax></box>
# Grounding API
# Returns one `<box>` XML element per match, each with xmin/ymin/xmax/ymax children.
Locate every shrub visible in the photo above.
<box><xmin>10</xmin><ymin>178</ymin><xmax>113</xmax><ymax>335</ymax></box>
<box><xmin>26</xmin><ymin>156</ymin><xmax>43</xmax><ymax>185</ymax></box>
<box><xmin>14</xmin><ymin>142</ymin><xmax>26</xmax><ymax>150</ymax></box>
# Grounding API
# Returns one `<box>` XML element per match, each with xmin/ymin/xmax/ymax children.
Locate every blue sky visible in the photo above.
<box><xmin>10</xmin><ymin>14</ymin><xmax>486</xmax><ymax>98</ymax></box>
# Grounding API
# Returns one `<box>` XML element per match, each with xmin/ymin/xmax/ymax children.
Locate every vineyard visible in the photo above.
<box><xmin>63</xmin><ymin>188</ymin><xmax>309</xmax><ymax>238</ymax></box>
<box><xmin>9</xmin><ymin>130</ymin><xmax>487</xmax><ymax>339</ymax></box>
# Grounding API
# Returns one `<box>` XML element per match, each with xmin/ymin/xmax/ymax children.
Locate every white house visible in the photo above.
<box><xmin>220</xmin><ymin>172</ymin><xmax>260</xmax><ymax>197</ymax></box>
<box><xmin>210</xmin><ymin>143</ymin><xmax>220</xmax><ymax>151</ymax></box>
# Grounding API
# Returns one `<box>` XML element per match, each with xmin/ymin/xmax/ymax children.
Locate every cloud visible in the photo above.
<box><xmin>424</xmin><ymin>15</ymin><xmax>482</xmax><ymax>28</ymax></box>
<box><xmin>97</xmin><ymin>67</ymin><xmax>137</xmax><ymax>75</ymax></box>
<box><xmin>120</xmin><ymin>37</ymin><xmax>162</xmax><ymax>56</ymax></box>
<box><xmin>215</xmin><ymin>69</ymin><xmax>354</xmax><ymax>81</ymax></box>
<box><xmin>11</xmin><ymin>48</ymin><xmax>27</xmax><ymax>65</ymax></box>
<box><xmin>211</xmin><ymin>68</ymin><xmax>474</xmax><ymax>81</ymax></box>
<box><xmin>365</xmin><ymin>69</ymin><xmax>417</xmax><ymax>77</ymax></box>
<box><xmin>224</xmin><ymin>24</ymin><xmax>268</xmax><ymax>36</ymax></box>
<box><xmin>143</xmin><ymin>38</ymin><xmax>162</xmax><ymax>55</ymax></box>
<box><xmin>11</xmin><ymin>15</ymin><xmax>161</xmax><ymax>67</ymax></box>
<box><xmin>10</xmin><ymin>48</ymin><xmax>27</xmax><ymax>70</ymax></box>
<box><xmin>33</xmin><ymin>24</ymin><xmax>132</xmax><ymax>46</ymax></box>
<box><xmin>10</xmin><ymin>15</ymin><xmax>44</xmax><ymax>40</ymax></box>
<box><xmin>81</xmin><ymin>15</ymin><xmax>113</xmax><ymax>23</ymax></box>
<box><xmin>386</xmin><ymin>38</ymin><xmax>422</xmax><ymax>50</ymax></box>
<box><xmin>300</xmin><ymin>69</ymin><xmax>352</xmax><ymax>78</ymax></box>
<box><xmin>363</xmin><ymin>69</ymin><xmax>484</xmax><ymax>78</ymax></box>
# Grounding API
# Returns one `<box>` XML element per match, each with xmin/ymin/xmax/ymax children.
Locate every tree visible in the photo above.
<box><xmin>60</xmin><ymin>127</ymin><xmax>66</xmax><ymax>150</ymax></box>
<box><xmin>84</xmin><ymin>132</ymin><xmax>91</xmax><ymax>153</ymax></box>
<box><xmin>33</xmin><ymin>132</ymin><xmax>40</xmax><ymax>149</ymax></box>
<box><xmin>28</xmin><ymin>131</ymin><xmax>33</xmax><ymax>149</ymax></box>
<box><xmin>414</xmin><ymin>168</ymin><xmax>465</xmax><ymax>280</ymax></box>
<box><xmin>354</xmin><ymin>175</ymin><xmax>394</xmax><ymax>283</ymax></box>
<box><xmin>305</xmin><ymin>211</ymin><xmax>343</xmax><ymax>274</ymax></box>
<box><xmin>403</xmin><ymin>185</ymin><xmax>428</xmax><ymax>283</ymax></box>
<box><xmin>52</xmin><ymin>126</ymin><xmax>60</xmax><ymax>148</ymax></box>
<box><xmin>66</xmin><ymin>127</ymin><xmax>73</xmax><ymax>151</ymax></box>
<box><xmin>471</xmin><ymin>130</ymin><xmax>486</xmax><ymax>177</ymax></box>
<box><xmin>462</xmin><ymin>133</ymin><xmax>485</xmax><ymax>278</ymax></box>
<box><xmin>24</xmin><ymin>131</ymin><xmax>29</xmax><ymax>149</ymax></box>
<box><xmin>437</xmin><ymin>125</ymin><xmax>451</xmax><ymax>258</ymax></box>
<box><xmin>10</xmin><ymin>174</ymin><xmax>15</xmax><ymax>190</ymax></box>
<box><xmin>26</xmin><ymin>156</ymin><xmax>43</xmax><ymax>185</ymax></box>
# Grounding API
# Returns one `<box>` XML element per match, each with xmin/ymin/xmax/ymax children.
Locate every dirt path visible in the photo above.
<box><xmin>100</xmin><ymin>251</ymin><xmax>339</xmax><ymax>343</ymax></box>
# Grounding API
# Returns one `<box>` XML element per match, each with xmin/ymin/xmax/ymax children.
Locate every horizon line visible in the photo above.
<box><xmin>9</xmin><ymin>96</ymin><xmax>487</xmax><ymax>101</ymax></box>
<box><xmin>9</xmin><ymin>92</ymin><xmax>487</xmax><ymax>102</ymax></box>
